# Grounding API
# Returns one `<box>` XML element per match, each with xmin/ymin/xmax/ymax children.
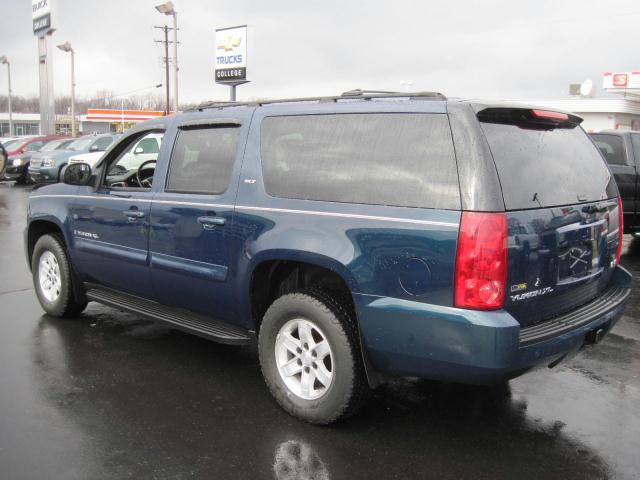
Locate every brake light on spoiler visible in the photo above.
<box><xmin>531</xmin><ymin>109</ymin><xmax>569</xmax><ymax>121</ymax></box>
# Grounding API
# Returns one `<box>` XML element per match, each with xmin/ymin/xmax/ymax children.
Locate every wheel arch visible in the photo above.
<box><xmin>245</xmin><ymin>251</ymin><xmax>384</xmax><ymax>388</ymax></box>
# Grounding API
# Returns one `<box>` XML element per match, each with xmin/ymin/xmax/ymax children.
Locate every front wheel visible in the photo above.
<box><xmin>32</xmin><ymin>234</ymin><xmax>87</xmax><ymax>317</ymax></box>
<box><xmin>258</xmin><ymin>291</ymin><xmax>369</xmax><ymax>424</ymax></box>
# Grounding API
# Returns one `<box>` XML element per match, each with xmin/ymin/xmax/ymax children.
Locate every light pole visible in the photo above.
<box><xmin>114</xmin><ymin>84</ymin><xmax>162</xmax><ymax>132</ymax></box>
<box><xmin>57</xmin><ymin>42</ymin><xmax>76</xmax><ymax>137</ymax></box>
<box><xmin>0</xmin><ymin>56</ymin><xmax>12</xmax><ymax>137</ymax></box>
<box><xmin>155</xmin><ymin>1</ymin><xmax>178</xmax><ymax>112</ymax></box>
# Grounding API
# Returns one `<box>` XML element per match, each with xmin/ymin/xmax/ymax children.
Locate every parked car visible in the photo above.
<box><xmin>28</xmin><ymin>133</ymin><xmax>120</xmax><ymax>184</ymax></box>
<box><xmin>0</xmin><ymin>143</ymin><xmax>6</xmax><ymax>178</ymax></box>
<box><xmin>4</xmin><ymin>137</ymin><xmax>73</xmax><ymax>184</ymax></box>
<box><xmin>3</xmin><ymin>135</ymin><xmax>59</xmax><ymax>157</ymax></box>
<box><xmin>589</xmin><ymin>130</ymin><xmax>640</xmax><ymax>234</ymax></box>
<box><xmin>67</xmin><ymin>133</ymin><xmax>162</xmax><ymax>170</ymax></box>
<box><xmin>25</xmin><ymin>91</ymin><xmax>631</xmax><ymax>424</ymax></box>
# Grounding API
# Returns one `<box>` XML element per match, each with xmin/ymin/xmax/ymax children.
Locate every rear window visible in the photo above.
<box><xmin>261</xmin><ymin>113</ymin><xmax>460</xmax><ymax>209</ymax></box>
<box><xmin>590</xmin><ymin>134</ymin><xmax>627</xmax><ymax>165</ymax></box>
<box><xmin>480</xmin><ymin>117</ymin><xmax>614</xmax><ymax>210</ymax></box>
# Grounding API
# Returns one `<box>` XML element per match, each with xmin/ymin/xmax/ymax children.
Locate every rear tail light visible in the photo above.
<box><xmin>454</xmin><ymin>212</ymin><xmax>508</xmax><ymax>310</ymax></box>
<box><xmin>616</xmin><ymin>197</ymin><xmax>624</xmax><ymax>264</ymax></box>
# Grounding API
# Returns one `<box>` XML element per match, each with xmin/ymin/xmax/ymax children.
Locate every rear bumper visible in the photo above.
<box><xmin>354</xmin><ymin>265</ymin><xmax>632</xmax><ymax>384</ymax></box>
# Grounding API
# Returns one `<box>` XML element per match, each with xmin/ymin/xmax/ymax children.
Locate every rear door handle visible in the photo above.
<box><xmin>197</xmin><ymin>216</ymin><xmax>226</xmax><ymax>229</ymax></box>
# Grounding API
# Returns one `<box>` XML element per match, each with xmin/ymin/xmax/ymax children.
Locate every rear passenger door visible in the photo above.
<box><xmin>149</xmin><ymin>119</ymin><xmax>245</xmax><ymax>323</ymax></box>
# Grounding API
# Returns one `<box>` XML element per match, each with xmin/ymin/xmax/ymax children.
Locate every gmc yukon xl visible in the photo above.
<box><xmin>25</xmin><ymin>90</ymin><xmax>631</xmax><ymax>423</ymax></box>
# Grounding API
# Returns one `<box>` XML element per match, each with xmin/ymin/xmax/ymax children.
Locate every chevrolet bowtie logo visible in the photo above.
<box><xmin>217</xmin><ymin>36</ymin><xmax>242</xmax><ymax>52</ymax></box>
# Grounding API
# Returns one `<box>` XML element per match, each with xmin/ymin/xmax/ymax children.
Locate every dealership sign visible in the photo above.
<box><xmin>603</xmin><ymin>72</ymin><xmax>640</xmax><ymax>91</ymax></box>
<box><xmin>32</xmin><ymin>0</ymin><xmax>53</xmax><ymax>35</ymax></box>
<box><xmin>215</xmin><ymin>25</ymin><xmax>247</xmax><ymax>84</ymax></box>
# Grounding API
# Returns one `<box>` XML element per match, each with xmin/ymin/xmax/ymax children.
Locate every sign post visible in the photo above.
<box><xmin>215</xmin><ymin>25</ymin><xmax>249</xmax><ymax>101</ymax></box>
<box><xmin>32</xmin><ymin>0</ymin><xmax>56</xmax><ymax>135</ymax></box>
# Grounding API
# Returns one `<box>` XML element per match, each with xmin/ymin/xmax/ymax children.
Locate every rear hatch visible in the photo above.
<box><xmin>477</xmin><ymin>107</ymin><xmax>620</xmax><ymax>327</ymax></box>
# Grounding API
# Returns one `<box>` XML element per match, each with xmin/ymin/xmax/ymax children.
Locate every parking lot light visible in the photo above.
<box><xmin>155</xmin><ymin>2</ymin><xmax>179</xmax><ymax>113</ymax></box>
<box><xmin>56</xmin><ymin>42</ymin><xmax>76</xmax><ymax>137</ymax></box>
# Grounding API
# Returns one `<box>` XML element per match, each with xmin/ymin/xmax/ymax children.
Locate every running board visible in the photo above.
<box><xmin>85</xmin><ymin>285</ymin><xmax>254</xmax><ymax>345</ymax></box>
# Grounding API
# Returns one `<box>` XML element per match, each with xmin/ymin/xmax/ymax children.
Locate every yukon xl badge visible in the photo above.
<box><xmin>510</xmin><ymin>286</ymin><xmax>554</xmax><ymax>302</ymax></box>
<box><xmin>74</xmin><ymin>229</ymin><xmax>99</xmax><ymax>240</ymax></box>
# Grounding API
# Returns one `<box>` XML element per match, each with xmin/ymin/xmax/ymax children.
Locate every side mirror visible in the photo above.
<box><xmin>134</xmin><ymin>147</ymin><xmax>144</xmax><ymax>154</ymax></box>
<box><xmin>63</xmin><ymin>162</ymin><xmax>92</xmax><ymax>186</ymax></box>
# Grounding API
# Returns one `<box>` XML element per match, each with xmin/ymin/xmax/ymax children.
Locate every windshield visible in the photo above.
<box><xmin>590</xmin><ymin>134</ymin><xmax>626</xmax><ymax>165</ymax></box>
<box><xmin>4</xmin><ymin>139</ymin><xmax>27</xmax><ymax>151</ymax></box>
<box><xmin>68</xmin><ymin>137</ymin><xmax>94</xmax><ymax>151</ymax></box>
<box><xmin>40</xmin><ymin>139</ymin><xmax>69</xmax><ymax>152</ymax></box>
<box><xmin>480</xmin><ymin>119</ymin><xmax>616</xmax><ymax>210</ymax></box>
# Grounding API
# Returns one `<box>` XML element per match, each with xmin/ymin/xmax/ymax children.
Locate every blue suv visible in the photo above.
<box><xmin>25</xmin><ymin>90</ymin><xmax>632</xmax><ymax>423</ymax></box>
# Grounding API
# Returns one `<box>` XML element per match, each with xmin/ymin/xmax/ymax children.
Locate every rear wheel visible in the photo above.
<box><xmin>258</xmin><ymin>291</ymin><xmax>369</xmax><ymax>424</ymax></box>
<box><xmin>32</xmin><ymin>234</ymin><xmax>87</xmax><ymax>317</ymax></box>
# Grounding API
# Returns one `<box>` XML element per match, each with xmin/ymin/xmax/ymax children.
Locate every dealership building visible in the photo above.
<box><xmin>0</xmin><ymin>109</ymin><xmax>166</xmax><ymax>137</ymax></box>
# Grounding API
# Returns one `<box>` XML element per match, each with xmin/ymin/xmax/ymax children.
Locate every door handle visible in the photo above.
<box><xmin>123</xmin><ymin>210</ymin><xmax>145</xmax><ymax>221</ymax></box>
<box><xmin>197</xmin><ymin>216</ymin><xmax>226</xmax><ymax>229</ymax></box>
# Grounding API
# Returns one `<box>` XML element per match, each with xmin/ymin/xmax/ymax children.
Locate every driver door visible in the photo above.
<box><xmin>70</xmin><ymin>130</ymin><xmax>163</xmax><ymax>298</ymax></box>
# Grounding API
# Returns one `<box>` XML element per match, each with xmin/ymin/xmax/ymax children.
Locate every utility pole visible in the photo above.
<box><xmin>154</xmin><ymin>25</ymin><xmax>173</xmax><ymax>115</ymax></box>
<box><xmin>0</xmin><ymin>57</ymin><xmax>12</xmax><ymax>136</ymax></box>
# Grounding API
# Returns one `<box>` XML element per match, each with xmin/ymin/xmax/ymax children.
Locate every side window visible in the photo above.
<box><xmin>166</xmin><ymin>127</ymin><xmax>240</xmax><ymax>194</ymax></box>
<box><xmin>261</xmin><ymin>113</ymin><xmax>460</xmax><ymax>209</ymax></box>
<box><xmin>591</xmin><ymin>134</ymin><xmax>626</xmax><ymax>166</ymax></box>
<box><xmin>93</xmin><ymin>136</ymin><xmax>115</xmax><ymax>152</ymax></box>
<box><xmin>632</xmin><ymin>134</ymin><xmax>640</xmax><ymax>165</ymax></box>
<box><xmin>26</xmin><ymin>141</ymin><xmax>45</xmax><ymax>151</ymax></box>
<box><xmin>105</xmin><ymin>131</ymin><xmax>164</xmax><ymax>189</ymax></box>
<box><xmin>135</xmin><ymin>137</ymin><xmax>160</xmax><ymax>154</ymax></box>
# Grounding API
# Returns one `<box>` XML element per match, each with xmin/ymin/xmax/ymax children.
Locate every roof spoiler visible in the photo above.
<box><xmin>477</xmin><ymin>107</ymin><xmax>583</xmax><ymax>129</ymax></box>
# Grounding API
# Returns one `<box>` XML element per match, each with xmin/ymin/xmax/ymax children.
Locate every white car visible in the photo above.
<box><xmin>69</xmin><ymin>152</ymin><xmax>104</xmax><ymax>168</ymax></box>
<box><xmin>68</xmin><ymin>133</ymin><xmax>162</xmax><ymax>171</ymax></box>
<box><xmin>68</xmin><ymin>151</ymin><xmax>105</xmax><ymax>168</ymax></box>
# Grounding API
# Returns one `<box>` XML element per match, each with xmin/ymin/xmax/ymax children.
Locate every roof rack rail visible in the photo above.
<box><xmin>191</xmin><ymin>89</ymin><xmax>446</xmax><ymax>111</ymax></box>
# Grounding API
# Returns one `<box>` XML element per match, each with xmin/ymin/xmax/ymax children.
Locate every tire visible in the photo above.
<box><xmin>32</xmin><ymin>234</ymin><xmax>87</xmax><ymax>317</ymax></box>
<box><xmin>258</xmin><ymin>290</ymin><xmax>369</xmax><ymax>424</ymax></box>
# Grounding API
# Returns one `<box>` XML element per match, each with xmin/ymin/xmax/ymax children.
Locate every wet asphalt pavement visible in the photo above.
<box><xmin>0</xmin><ymin>182</ymin><xmax>638</xmax><ymax>480</ymax></box>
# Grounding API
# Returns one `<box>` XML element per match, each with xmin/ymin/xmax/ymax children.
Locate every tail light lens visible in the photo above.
<box><xmin>616</xmin><ymin>197</ymin><xmax>624</xmax><ymax>264</ymax></box>
<box><xmin>455</xmin><ymin>212</ymin><xmax>508</xmax><ymax>310</ymax></box>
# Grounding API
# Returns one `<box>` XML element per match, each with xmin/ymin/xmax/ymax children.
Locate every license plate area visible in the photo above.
<box><xmin>556</xmin><ymin>220</ymin><xmax>606</xmax><ymax>284</ymax></box>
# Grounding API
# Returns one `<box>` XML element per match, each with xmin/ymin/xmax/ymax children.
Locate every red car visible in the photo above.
<box><xmin>4</xmin><ymin>135</ymin><xmax>66</xmax><ymax>157</ymax></box>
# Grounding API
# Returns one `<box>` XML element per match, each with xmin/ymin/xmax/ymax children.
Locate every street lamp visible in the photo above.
<box><xmin>0</xmin><ymin>56</ymin><xmax>12</xmax><ymax>137</ymax></box>
<box><xmin>155</xmin><ymin>1</ymin><xmax>179</xmax><ymax>113</ymax></box>
<box><xmin>56</xmin><ymin>42</ymin><xmax>76</xmax><ymax>137</ymax></box>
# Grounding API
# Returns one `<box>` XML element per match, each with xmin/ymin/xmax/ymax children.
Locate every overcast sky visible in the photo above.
<box><xmin>1</xmin><ymin>0</ymin><xmax>639</xmax><ymax>106</ymax></box>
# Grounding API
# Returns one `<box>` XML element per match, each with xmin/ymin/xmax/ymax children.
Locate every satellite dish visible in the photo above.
<box><xmin>580</xmin><ymin>79</ymin><xmax>593</xmax><ymax>97</ymax></box>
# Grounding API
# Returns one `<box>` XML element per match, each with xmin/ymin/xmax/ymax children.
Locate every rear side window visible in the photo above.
<box><xmin>480</xmin><ymin>117</ymin><xmax>615</xmax><ymax>210</ymax></box>
<box><xmin>591</xmin><ymin>134</ymin><xmax>626</xmax><ymax>165</ymax></box>
<box><xmin>260</xmin><ymin>113</ymin><xmax>460</xmax><ymax>209</ymax></box>
<box><xmin>631</xmin><ymin>134</ymin><xmax>640</xmax><ymax>164</ymax></box>
<box><xmin>166</xmin><ymin>127</ymin><xmax>239</xmax><ymax>194</ymax></box>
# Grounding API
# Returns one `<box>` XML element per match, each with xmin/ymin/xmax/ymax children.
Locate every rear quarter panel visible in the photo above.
<box><xmin>232</xmin><ymin>102</ymin><xmax>461</xmax><ymax>329</ymax></box>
